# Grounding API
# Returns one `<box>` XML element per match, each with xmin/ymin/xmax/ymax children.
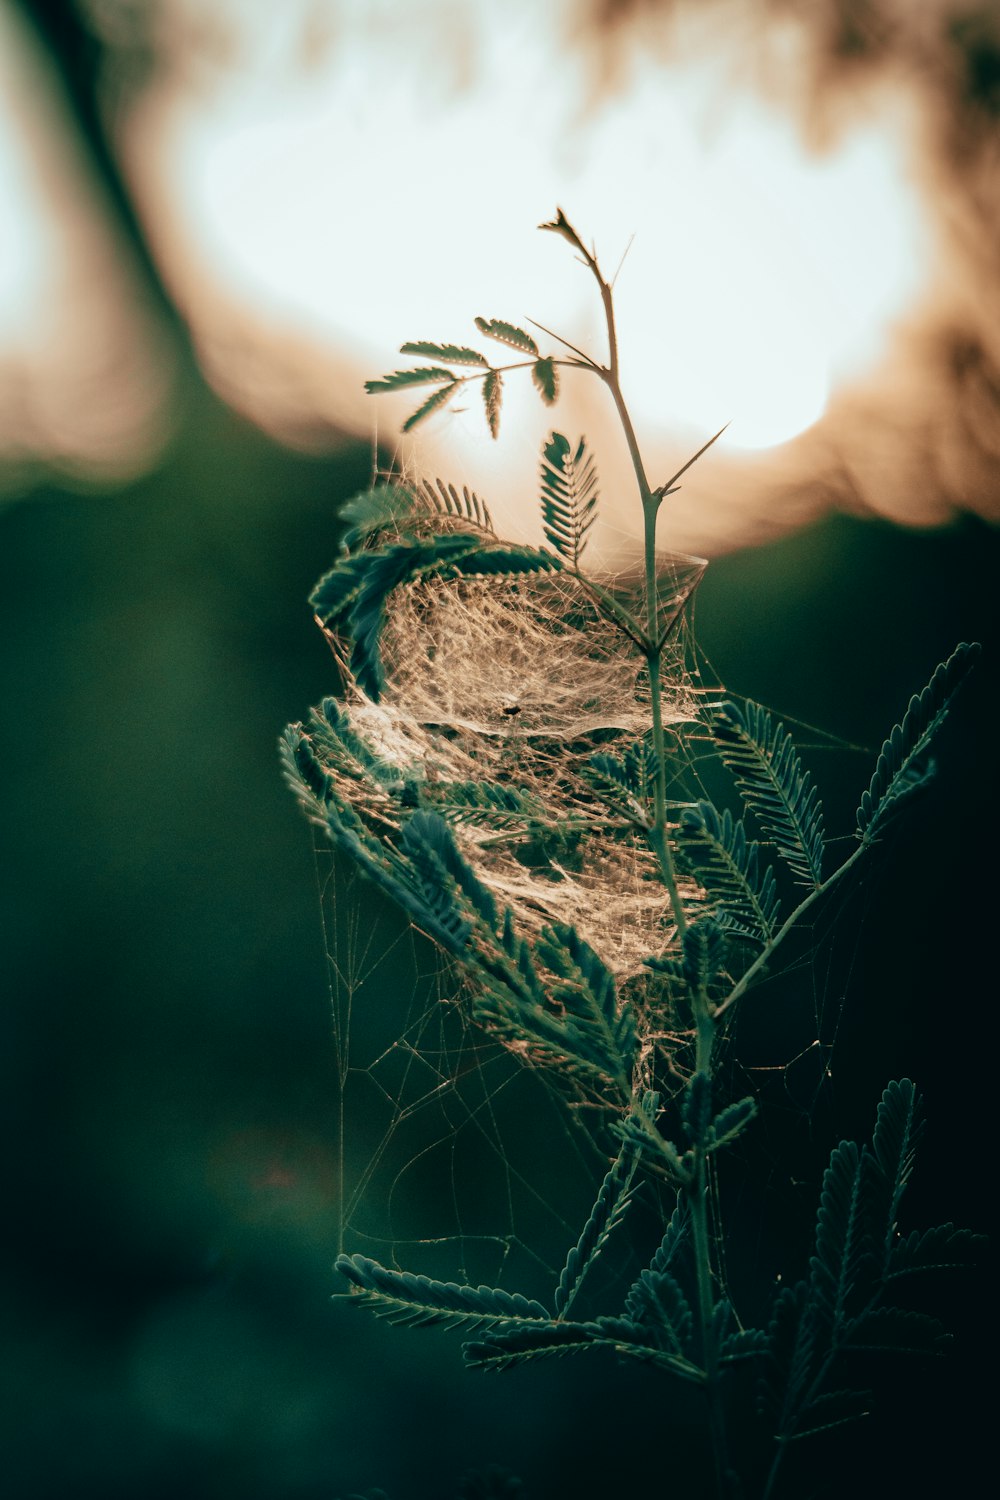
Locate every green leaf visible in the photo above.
<box><xmin>463</xmin><ymin>1321</ymin><xmax>600</xmax><ymax>1371</ymax></box>
<box><xmin>809</xmin><ymin>1140</ymin><xmax>872</xmax><ymax>1332</ymax></box>
<box><xmin>706</xmin><ymin>1095</ymin><xmax>758</xmax><ymax>1153</ymax></box>
<box><xmin>758</xmin><ymin>1280</ymin><xmax>813</xmax><ymax>1425</ymax></box>
<box><xmin>403</xmin><ymin>381</ymin><xmax>459</xmax><ymax>432</ymax></box>
<box><xmin>433</xmin><ymin>780</ymin><xmax>541</xmax><ymax>830</ymax></box>
<box><xmin>474</xmin><ymin>317</ymin><xmax>539</xmax><ymax>356</ymax></box>
<box><xmin>649</xmin><ymin>1195</ymin><xmax>689</xmax><ymax>1274</ymax></box>
<box><xmin>682</xmin><ymin>1071</ymin><xmax>713</xmax><ymax>1148</ymax></box>
<box><xmin>393</xmin><ymin>811</ymin><xmax>484</xmax><ymax>953</ymax></box>
<box><xmin>856</xmin><ymin>642</ymin><xmax>980</xmax><ymax>841</ymax></box>
<box><xmin>677</xmin><ymin>801</ymin><xmax>779</xmax><ymax>944</ymax></box>
<box><xmin>483</xmin><ymin>368</ymin><xmax>503</xmax><ymax>439</ymax></box>
<box><xmin>539</xmin><ymin>432</ymin><xmax>599</xmax><ymax>568</ymax></box>
<box><xmin>713</xmin><ymin>700</ymin><xmax>825</xmax><ymax>887</ymax></box>
<box><xmin>681</xmin><ymin>917</ymin><xmax>728</xmax><ymax>993</ymax></box>
<box><xmin>414</xmin><ymin>477</ymin><xmax>494</xmax><ymax>533</ymax></box>
<box><xmin>532</xmin><ymin>356</ymin><xmax>559</xmax><ymax>405</ymax></box>
<box><xmin>471</xmin><ymin>920</ymin><xmax>631</xmax><ymax>1103</ymax></box>
<box><xmin>336</xmin><ymin>1253</ymin><xmax>548</xmax><ymax>1332</ymax></box>
<box><xmin>584</xmin><ymin>738</ymin><xmax>656</xmax><ymax>825</ymax></box>
<box><xmin>785</xmin><ymin>1388</ymin><xmax>872</xmax><ymax>1442</ymax></box>
<box><xmin>888</xmin><ymin>1222</ymin><xmax>984</xmax><ymax>1279</ymax></box>
<box><xmin>842</xmin><ymin>1307</ymin><xmax>947</xmax><ymax>1354</ymax></box>
<box><xmin>337</xmin><ymin>484</ymin><xmax>419</xmax><ymax>551</ymax></box>
<box><xmin>867</xmin><ymin>1078</ymin><xmax>923</xmax><ymax>1278</ymax></box>
<box><xmin>310</xmin><ymin>534</ymin><xmax>561</xmax><ymax>700</ymax></box>
<box><xmin>366</xmin><ymin>366</ymin><xmax>457</xmax><ymax>393</ymax></box>
<box><xmin>555</xmin><ymin>1143</ymin><xmax>638</xmax><ymax>1319</ymax></box>
<box><xmin>400</xmin><ymin>341</ymin><xmax>488</xmax><ymax>366</ymax></box>
<box><xmin>624</xmin><ymin>1267</ymin><xmax>694</xmax><ymax>1356</ymax></box>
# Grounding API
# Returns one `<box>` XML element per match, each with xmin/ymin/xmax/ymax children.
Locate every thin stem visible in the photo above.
<box><xmin>714</xmin><ymin>842</ymin><xmax>869</xmax><ymax>1020</ymax></box>
<box><xmin>578</xmin><ymin>223</ymin><xmax>733</xmax><ymax>1500</ymax></box>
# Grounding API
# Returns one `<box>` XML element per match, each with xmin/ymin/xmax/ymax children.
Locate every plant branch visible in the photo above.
<box><xmin>713</xmin><ymin>842</ymin><xmax>869</xmax><ymax>1020</ymax></box>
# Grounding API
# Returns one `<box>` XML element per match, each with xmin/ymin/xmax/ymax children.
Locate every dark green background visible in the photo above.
<box><xmin>2</xmin><ymin>4</ymin><xmax>996</xmax><ymax>1496</ymax></box>
<box><xmin>2</xmin><ymin>383</ymin><xmax>994</xmax><ymax>1497</ymax></box>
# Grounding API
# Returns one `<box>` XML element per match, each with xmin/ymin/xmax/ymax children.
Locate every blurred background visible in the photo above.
<box><xmin>1</xmin><ymin>2</ymin><xmax>996</xmax><ymax>1496</ymax></box>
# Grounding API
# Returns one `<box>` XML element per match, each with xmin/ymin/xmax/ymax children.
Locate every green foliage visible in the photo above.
<box><xmin>414</xmin><ymin>476</ymin><xmax>495</xmax><ymax>533</ymax></box>
<box><xmin>338</xmin><ymin>484</ymin><xmax>421</xmax><ymax>551</ymax></box>
<box><xmin>310</xmin><ymin>533</ymin><xmax>562</xmax><ymax>699</ymax></box>
<box><xmin>624</xmin><ymin>1265</ymin><xmax>694</xmax><ymax>1356</ymax></box>
<box><xmin>758</xmin><ymin>1079</ymin><xmax>962</xmax><ymax>1461</ymax></box>
<box><xmin>531</xmin><ymin>356</ymin><xmax>558</xmax><ymax>404</ymax></box>
<box><xmin>713</xmin><ymin>700</ymin><xmax>825</xmax><ymax>887</ymax></box>
<box><xmin>539</xmin><ymin>432</ymin><xmax>599</xmax><ymax>568</ymax></box>
<box><xmin>288</xmin><ymin>213</ymin><xmax>980</xmax><ymax>1500</ymax></box>
<box><xmin>483</xmin><ymin>368</ymin><xmax>503</xmax><ymax>439</ymax></box>
<box><xmin>474</xmin><ymin>317</ymin><xmax>539</xmax><ymax>356</ymax></box>
<box><xmin>402</xmin><ymin>382</ymin><xmax>460</xmax><ymax>432</ymax></box>
<box><xmin>433</xmin><ymin>780</ymin><xmax>542</xmax><ymax>830</ymax></box>
<box><xmin>677</xmin><ymin>801</ymin><xmax>780</xmax><ymax>944</ymax></box>
<box><xmin>554</xmin><ymin>1142</ymin><xmax>638</xmax><ymax>1319</ymax></box>
<box><xmin>336</xmin><ymin>1253</ymin><xmax>549</xmax><ymax>1331</ymax></box>
<box><xmin>856</xmin><ymin>641</ymin><xmax>980</xmax><ymax>840</ymax></box>
<box><xmin>473</xmin><ymin>922</ymin><xmax>637</xmax><ymax>1101</ymax></box>
<box><xmin>365</xmin><ymin>366</ymin><xmax>458</xmax><ymax>393</ymax></box>
<box><xmin>583</xmin><ymin>735</ymin><xmax>658</xmax><ymax>826</ymax></box>
<box><xmin>400</xmin><ymin>341</ymin><xmax>489</xmax><ymax>366</ymax></box>
<box><xmin>681</xmin><ymin>917</ymin><xmax>729</xmax><ymax>994</ymax></box>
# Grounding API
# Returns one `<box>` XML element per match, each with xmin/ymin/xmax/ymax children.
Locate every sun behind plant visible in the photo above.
<box><xmin>282</xmin><ymin>211</ymin><xmax>981</xmax><ymax>1500</ymax></box>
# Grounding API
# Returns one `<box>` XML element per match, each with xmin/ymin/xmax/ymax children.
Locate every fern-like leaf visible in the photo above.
<box><xmin>649</xmin><ymin>1195</ymin><xmax>689</xmax><ymax>1274</ymax></box>
<box><xmin>842</xmin><ymin>1306</ymin><xmax>947</xmax><ymax>1354</ymax></box>
<box><xmin>758</xmin><ymin>1280</ymin><xmax>813</xmax><ymax>1425</ymax></box>
<box><xmin>539</xmin><ymin>432</ymin><xmax>599</xmax><ymax>568</ymax></box>
<box><xmin>403</xmin><ymin>381</ymin><xmax>459</xmax><ymax>432</ymax></box>
<box><xmin>677</xmin><ymin>801</ymin><xmax>779</xmax><ymax>944</ymax></box>
<box><xmin>681</xmin><ymin>917</ymin><xmax>728</xmax><ymax>994</ymax></box>
<box><xmin>400</xmin><ymin>341</ymin><xmax>488</xmax><ymax>366</ymax></box>
<box><xmin>366</xmin><ymin>366</ymin><xmax>457</xmax><ymax>393</ymax></box>
<box><xmin>713</xmin><ymin>700</ymin><xmax>825</xmax><ymax>887</ymax></box>
<box><xmin>533</xmin><ymin>923</ymin><xmax>638</xmax><ymax>1086</ymax></box>
<box><xmin>785</xmin><ymin>1388</ymin><xmax>872</xmax><ymax>1442</ymax></box>
<box><xmin>532</xmin><ymin>356</ymin><xmax>559</xmax><ymax>405</ymax></box>
<box><xmin>682</xmin><ymin>1071</ymin><xmax>713</xmax><ymax>1149</ymax></box>
<box><xmin>706</xmin><ymin>1095</ymin><xmax>758</xmax><ymax>1153</ymax></box>
<box><xmin>463</xmin><ymin>1321</ymin><xmax>600</xmax><ymax>1371</ymax></box>
<box><xmin>483</xmin><ymin>369</ymin><xmax>503</xmax><ymax>439</ymax></box>
<box><xmin>888</xmin><ymin>1222</ymin><xmax>983</xmax><ymax>1279</ymax></box>
<box><xmin>584</xmin><ymin>740</ymin><xmax>656</xmax><ymax>825</ymax></box>
<box><xmin>554</xmin><ymin>1144</ymin><xmax>638</xmax><ymax>1319</ymax></box>
<box><xmin>433</xmin><ymin>781</ymin><xmax>540</xmax><ymax>830</ymax></box>
<box><xmin>338</xmin><ymin>484</ymin><xmax>419</xmax><ymax>551</ymax></box>
<box><xmin>624</xmin><ymin>1267</ymin><xmax>694</xmax><ymax>1356</ymax></box>
<box><xmin>311</xmin><ymin>535</ymin><xmax>561</xmax><ymax>700</ymax></box>
<box><xmin>336</xmin><ymin>1254</ymin><xmax>548</xmax><ymax>1332</ymax></box>
<box><xmin>472</xmin><ymin>922</ymin><xmax>632</xmax><ymax>1102</ymax></box>
<box><xmin>809</xmin><ymin>1140</ymin><xmax>872</xmax><ymax>1332</ymax></box>
<box><xmin>415</xmin><ymin>477</ymin><xmax>494</xmax><ymax>533</ymax></box>
<box><xmin>856</xmin><ymin>642</ymin><xmax>980</xmax><ymax>840</ymax></box>
<box><xmin>474</xmin><ymin>317</ymin><xmax>539</xmax><ymax>356</ymax></box>
<box><xmin>867</xmin><ymin>1078</ymin><xmax>923</xmax><ymax>1280</ymax></box>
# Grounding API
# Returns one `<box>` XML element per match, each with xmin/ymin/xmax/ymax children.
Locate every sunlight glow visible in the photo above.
<box><xmin>0</xmin><ymin>1</ymin><xmax>171</xmax><ymax>482</ymax></box>
<box><xmin>134</xmin><ymin>3</ymin><xmax>928</xmax><ymax>457</ymax></box>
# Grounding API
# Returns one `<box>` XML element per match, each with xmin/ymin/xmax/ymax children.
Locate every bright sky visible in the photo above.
<box><xmin>1</xmin><ymin>0</ymin><xmax>938</xmax><ymax>541</ymax></box>
<box><xmin>133</xmin><ymin>1</ymin><xmax>927</xmax><ymax>451</ymax></box>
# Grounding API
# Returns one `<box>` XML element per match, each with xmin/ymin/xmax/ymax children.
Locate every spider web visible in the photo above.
<box><xmin>298</xmin><ymin>488</ymin><xmax>870</xmax><ymax>1305</ymax></box>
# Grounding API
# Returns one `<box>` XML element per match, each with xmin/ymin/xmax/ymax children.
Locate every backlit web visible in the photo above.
<box><xmin>298</xmin><ymin>482</ymin><xmax>864</xmax><ymax>1301</ymax></box>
